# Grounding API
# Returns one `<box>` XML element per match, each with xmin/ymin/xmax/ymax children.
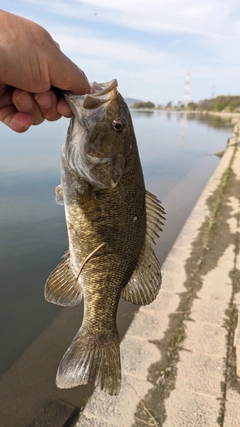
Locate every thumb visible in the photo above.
<box><xmin>49</xmin><ymin>48</ymin><xmax>90</xmax><ymax>95</ymax></box>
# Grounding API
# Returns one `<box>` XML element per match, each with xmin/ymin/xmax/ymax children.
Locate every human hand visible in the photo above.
<box><xmin>0</xmin><ymin>10</ymin><xmax>90</xmax><ymax>133</ymax></box>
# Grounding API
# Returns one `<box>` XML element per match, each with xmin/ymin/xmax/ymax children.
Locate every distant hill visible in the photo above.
<box><xmin>184</xmin><ymin>95</ymin><xmax>240</xmax><ymax>112</ymax></box>
<box><xmin>124</xmin><ymin>97</ymin><xmax>144</xmax><ymax>107</ymax></box>
<box><xmin>198</xmin><ymin>95</ymin><xmax>240</xmax><ymax>112</ymax></box>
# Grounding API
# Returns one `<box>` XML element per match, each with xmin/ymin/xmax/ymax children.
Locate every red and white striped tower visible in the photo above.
<box><xmin>182</xmin><ymin>71</ymin><xmax>191</xmax><ymax>106</ymax></box>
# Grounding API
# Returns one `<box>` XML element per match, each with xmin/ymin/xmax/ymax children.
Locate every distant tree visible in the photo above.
<box><xmin>198</xmin><ymin>95</ymin><xmax>240</xmax><ymax>112</ymax></box>
<box><xmin>228</xmin><ymin>102</ymin><xmax>237</xmax><ymax>112</ymax></box>
<box><xmin>177</xmin><ymin>101</ymin><xmax>184</xmax><ymax>108</ymax></box>
<box><xmin>166</xmin><ymin>101</ymin><xmax>172</xmax><ymax>108</ymax></box>
<box><xmin>214</xmin><ymin>96</ymin><xmax>225</xmax><ymax>112</ymax></box>
<box><xmin>132</xmin><ymin>101</ymin><xmax>155</xmax><ymax>109</ymax></box>
<box><xmin>187</xmin><ymin>102</ymin><xmax>198</xmax><ymax>111</ymax></box>
<box><xmin>214</xmin><ymin>102</ymin><xmax>224</xmax><ymax>112</ymax></box>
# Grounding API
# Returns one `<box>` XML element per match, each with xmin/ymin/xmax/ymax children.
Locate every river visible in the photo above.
<box><xmin>0</xmin><ymin>111</ymin><xmax>233</xmax><ymax>375</ymax></box>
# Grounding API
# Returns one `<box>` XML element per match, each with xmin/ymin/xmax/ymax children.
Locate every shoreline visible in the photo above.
<box><xmin>131</xmin><ymin>107</ymin><xmax>240</xmax><ymax>118</ymax></box>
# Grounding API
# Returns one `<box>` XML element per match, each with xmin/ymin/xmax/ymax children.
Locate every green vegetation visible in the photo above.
<box><xmin>132</xmin><ymin>101</ymin><xmax>155</xmax><ymax>109</ymax></box>
<box><xmin>194</xmin><ymin>95</ymin><xmax>240</xmax><ymax>113</ymax></box>
<box><xmin>187</xmin><ymin>101</ymin><xmax>198</xmax><ymax>111</ymax></box>
<box><xmin>202</xmin><ymin>143</ymin><xmax>237</xmax><ymax>250</ymax></box>
<box><xmin>131</xmin><ymin>95</ymin><xmax>240</xmax><ymax>113</ymax></box>
<box><xmin>162</xmin><ymin>95</ymin><xmax>240</xmax><ymax>113</ymax></box>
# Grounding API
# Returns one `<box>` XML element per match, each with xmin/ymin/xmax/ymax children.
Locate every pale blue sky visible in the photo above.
<box><xmin>2</xmin><ymin>0</ymin><xmax>240</xmax><ymax>105</ymax></box>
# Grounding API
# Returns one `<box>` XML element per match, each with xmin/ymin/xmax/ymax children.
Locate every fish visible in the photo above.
<box><xmin>44</xmin><ymin>79</ymin><xmax>165</xmax><ymax>395</ymax></box>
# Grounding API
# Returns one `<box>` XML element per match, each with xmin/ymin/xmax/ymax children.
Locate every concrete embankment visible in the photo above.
<box><xmin>76</xmin><ymin>120</ymin><xmax>240</xmax><ymax>426</ymax></box>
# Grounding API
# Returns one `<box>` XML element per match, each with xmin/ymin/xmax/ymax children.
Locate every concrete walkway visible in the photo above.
<box><xmin>76</xmin><ymin>121</ymin><xmax>240</xmax><ymax>426</ymax></box>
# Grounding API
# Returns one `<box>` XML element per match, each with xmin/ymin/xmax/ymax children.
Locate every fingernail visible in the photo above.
<box><xmin>16</xmin><ymin>91</ymin><xmax>33</xmax><ymax>109</ymax></box>
<box><xmin>35</xmin><ymin>93</ymin><xmax>52</xmax><ymax>109</ymax></box>
<box><xmin>10</xmin><ymin>114</ymin><xmax>33</xmax><ymax>133</ymax></box>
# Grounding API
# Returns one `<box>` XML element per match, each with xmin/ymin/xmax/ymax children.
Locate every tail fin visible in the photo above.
<box><xmin>56</xmin><ymin>328</ymin><xmax>121</xmax><ymax>395</ymax></box>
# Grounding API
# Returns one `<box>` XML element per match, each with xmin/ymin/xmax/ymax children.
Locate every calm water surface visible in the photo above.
<box><xmin>0</xmin><ymin>111</ymin><xmax>232</xmax><ymax>375</ymax></box>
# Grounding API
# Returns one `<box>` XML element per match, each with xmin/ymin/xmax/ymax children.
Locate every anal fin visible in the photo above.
<box><xmin>122</xmin><ymin>190</ymin><xmax>164</xmax><ymax>306</ymax></box>
<box><xmin>121</xmin><ymin>243</ymin><xmax>161</xmax><ymax>305</ymax></box>
<box><xmin>145</xmin><ymin>190</ymin><xmax>165</xmax><ymax>245</ymax></box>
<box><xmin>45</xmin><ymin>252</ymin><xmax>82</xmax><ymax>306</ymax></box>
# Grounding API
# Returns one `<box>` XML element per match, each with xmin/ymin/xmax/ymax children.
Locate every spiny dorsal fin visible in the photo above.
<box><xmin>45</xmin><ymin>252</ymin><xmax>82</xmax><ymax>306</ymax></box>
<box><xmin>121</xmin><ymin>243</ymin><xmax>161</xmax><ymax>305</ymax></box>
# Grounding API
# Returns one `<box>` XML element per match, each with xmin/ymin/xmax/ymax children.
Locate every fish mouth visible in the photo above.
<box><xmin>64</xmin><ymin>79</ymin><xmax>118</xmax><ymax>117</ymax></box>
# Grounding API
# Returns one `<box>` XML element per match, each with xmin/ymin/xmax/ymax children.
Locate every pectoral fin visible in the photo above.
<box><xmin>75</xmin><ymin>182</ymin><xmax>101</xmax><ymax>222</ymax></box>
<box><xmin>45</xmin><ymin>252</ymin><xmax>82</xmax><ymax>306</ymax></box>
<box><xmin>55</xmin><ymin>184</ymin><xmax>64</xmax><ymax>205</ymax></box>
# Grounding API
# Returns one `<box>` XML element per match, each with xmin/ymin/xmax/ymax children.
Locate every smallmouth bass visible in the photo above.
<box><xmin>45</xmin><ymin>79</ymin><xmax>165</xmax><ymax>395</ymax></box>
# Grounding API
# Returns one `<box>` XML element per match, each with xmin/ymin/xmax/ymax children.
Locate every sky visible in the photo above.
<box><xmin>2</xmin><ymin>0</ymin><xmax>240</xmax><ymax>105</ymax></box>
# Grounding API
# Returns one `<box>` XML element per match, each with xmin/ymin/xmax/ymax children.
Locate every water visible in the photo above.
<box><xmin>0</xmin><ymin>111</ymin><xmax>232</xmax><ymax>375</ymax></box>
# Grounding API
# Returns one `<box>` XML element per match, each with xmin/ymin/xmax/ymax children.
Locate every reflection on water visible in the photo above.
<box><xmin>134</xmin><ymin>110</ymin><xmax>155</xmax><ymax>118</ymax></box>
<box><xmin>187</xmin><ymin>114</ymin><xmax>232</xmax><ymax>130</ymax></box>
<box><xmin>0</xmin><ymin>112</ymin><xmax>233</xmax><ymax>375</ymax></box>
<box><xmin>180</xmin><ymin>112</ymin><xmax>187</xmax><ymax>146</ymax></box>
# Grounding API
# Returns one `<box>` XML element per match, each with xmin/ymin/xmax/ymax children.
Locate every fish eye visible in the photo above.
<box><xmin>112</xmin><ymin>118</ymin><xmax>126</xmax><ymax>133</ymax></box>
